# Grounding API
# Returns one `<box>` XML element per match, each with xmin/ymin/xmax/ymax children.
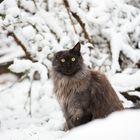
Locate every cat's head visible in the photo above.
<box><xmin>52</xmin><ymin>42</ymin><xmax>83</xmax><ymax>76</ymax></box>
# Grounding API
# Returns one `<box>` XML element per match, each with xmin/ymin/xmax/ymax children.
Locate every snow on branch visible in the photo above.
<box><xmin>0</xmin><ymin>0</ymin><xmax>140</xmax><ymax>80</ymax></box>
<box><xmin>110</xmin><ymin>70</ymin><xmax>140</xmax><ymax>92</ymax></box>
<box><xmin>9</xmin><ymin>59</ymin><xmax>48</xmax><ymax>84</ymax></box>
<box><xmin>7</xmin><ymin>31</ymin><xmax>35</xmax><ymax>62</ymax></box>
<box><xmin>110</xmin><ymin>32</ymin><xmax>140</xmax><ymax>73</ymax></box>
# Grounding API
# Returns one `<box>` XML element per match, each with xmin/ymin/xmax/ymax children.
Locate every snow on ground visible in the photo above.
<box><xmin>60</xmin><ymin>110</ymin><xmax>140</xmax><ymax>140</ymax></box>
<box><xmin>0</xmin><ymin>79</ymin><xmax>65</xmax><ymax>140</ymax></box>
<box><xmin>0</xmin><ymin>72</ymin><xmax>140</xmax><ymax>140</ymax></box>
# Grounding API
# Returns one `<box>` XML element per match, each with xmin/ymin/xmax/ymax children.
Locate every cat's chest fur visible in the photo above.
<box><xmin>52</xmin><ymin>68</ymin><xmax>91</xmax><ymax>106</ymax></box>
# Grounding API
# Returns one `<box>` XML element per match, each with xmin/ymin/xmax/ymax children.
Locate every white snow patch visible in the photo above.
<box><xmin>110</xmin><ymin>70</ymin><xmax>140</xmax><ymax>92</ymax></box>
<box><xmin>22</xmin><ymin>25</ymin><xmax>36</xmax><ymax>40</ymax></box>
<box><xmin>9</xmin><ymin>59</ymin><xmax>32</xmax><ymax>73</ymax></box>
<box><xmin>60</xmin><ymin>110</ymin><xmax>140</xmax><ymax>140</ymax></box>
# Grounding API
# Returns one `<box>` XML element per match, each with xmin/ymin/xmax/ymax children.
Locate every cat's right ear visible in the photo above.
<box><xmin>70</xmin><ymin>42</ymin><xmax>81</xmax><ymax>53</ymax></box>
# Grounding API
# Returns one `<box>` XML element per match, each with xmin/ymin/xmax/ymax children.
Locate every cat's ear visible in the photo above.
<box><xmin>70</xmin><ymin>42</ymin><xmax>81</xmax><ymax>56</ymax></box>
<box><xmin>71</xmin><ymin>42</ymin><xmax>81</xmax><ymax>53</ymax></box>
<box><xmin>70</xmin><ymin>42</ymin><xmax>81</xmax><ymax>53</ymax></box>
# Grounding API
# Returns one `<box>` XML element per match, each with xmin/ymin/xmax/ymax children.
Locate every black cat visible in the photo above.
<box><xmin>52</xmin><ymin>42</ymin><xmax>124</xmax><ymax>130</ymax></box>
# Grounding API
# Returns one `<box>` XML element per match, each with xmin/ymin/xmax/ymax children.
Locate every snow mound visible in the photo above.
<box><xmin>60</xmin><ymin>110</ymin><xmax>140</xmax><ymax>140</ymax></box>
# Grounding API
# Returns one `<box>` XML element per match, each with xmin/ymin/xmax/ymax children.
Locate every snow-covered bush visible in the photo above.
<box><xmin>0</xmin><ymin>0</ymin><xmax>140</xmax><ymax>75</ymax></box>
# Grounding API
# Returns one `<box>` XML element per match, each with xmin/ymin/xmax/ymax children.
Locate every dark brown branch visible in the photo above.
<box><xmin>17</xmin><ymin>0</ymin><xmax>35</xmax><ymax>15</ymax></box>
<box><xmin>7</xmin><ymin>32</ymin><xmax>35</xmax><ymax>62</ymax></box>
<box><xmin>63</xmin><ymin>0</ymin><xmax>77</xmax><ymax>34</ymax></box>
<box><xmin>49</xmin><ymin>28</ymin><xmax>60</xmax><ymax>42</ymax></box>
<box><xmin>0</xmin><ymin>0</ymin><xmax>4</xmax><ymax>3</ymax></box>
<box><xmin>63</xmin><ymin>0</ymin><xmax>92</xmax><ymax>43</ymax></box>
<box><xmin>136</xmin><ymin>61</ymin><xmax>140</xmax><ymax>68</ymax></box>
<box><xmin>28</xmin><ymin>79</ymin><xmax>33</xmax><ymax>117</ymax></box>
<box><xmin>32</xmin><ymin>0</ymin><xmax>37</xmax><ymax>9</ymax></box>
<box><xmin>71</xmin><ymin>12</ymin><xmax>92</xmax><ymax>43</ymax></box>
<box><xmin>44</xmin><ymin>0</ymin><xmax>49</xmax><ymax>11</ymax></box>
<box><xmin>135</xmin><ymin>87</ymin><xmax>140</xmax><ymax>92</ymax></box>
<box><xmin>24</xmin><ymin>77</ymin><xmax>33</xmax><ymax>117</ymax></box>
<box><xmin>0</xmin><ymin>62</ymin><xmax>12</xmax><ymax>74</ymax></box>
<box><xmin>0</xmin><ymin>13</ymin><xmax>6</xmax><ymax>19</ymax></box>
<box><xmin>120</xmin><ymin>92</ymin><xmax>140</xmax><ymax>103</ymax></box>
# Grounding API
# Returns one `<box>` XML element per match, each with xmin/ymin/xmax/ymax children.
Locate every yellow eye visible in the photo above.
<box><xmin>60</xmin><ymin>58</ymin><xmax>65</xmax><ymax>62</ymax></box>
<box><xmin>71</xmin><ymin>57</ymin><xmax>76</xmax><ymax>62</ymax></box>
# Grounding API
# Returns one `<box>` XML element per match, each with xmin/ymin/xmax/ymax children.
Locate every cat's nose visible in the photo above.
<box><xmin>66</xmin><ymin>63</ymin><xmax>71</xmax><ymax>67</ymax></box>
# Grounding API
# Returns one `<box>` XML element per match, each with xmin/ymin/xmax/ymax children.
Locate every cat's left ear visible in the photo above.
<box><xmin>71</xmin><ymin>42</ymin><xmax>81</xmax><ymax>53</ymax></box>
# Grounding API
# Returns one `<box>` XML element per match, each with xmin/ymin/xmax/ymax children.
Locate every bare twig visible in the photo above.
<box><xmin>17</xmin><ymin>0</ymin><xmax>35</xmax><ymax>14</ymax></box>
<box><xmin>28</xmin><ymin>79</ymin><xmax>33</xmax><ymax>117</ymax></box>
<box><xmin>0</xmin><ymin>62</ymin><xmax>12</xmax><ymax>74</ymax></box>
<box><xmin>120</xmin><ymin>91</ymin><xmax>140</xmax><ymax>103</ymax></box>
<box><xmin>63</xmin><ymin>0</ymin><xmax>92</xmax><ymax>43</ymax></box>
<box><xmin>7</xmin><ymin>32</ymin><xmax>35</xmax><ymax>62</ymax></box>
<box><xmin>0</xmin><ymin>13</ymin><xmax>6</xmax><ymax>19</ymax></box>
<box><xmin>71</xmin><ymin>12</ymin><xmax>92</xmax><ymax>43</ymax></box>
<box><xmin>32</xmin><ymin>0</ymin><xmax>37</xmax><ymax>9</ymax></box>
<box><xmin>0</xmin><ymin>74</ymin><xmax>27</xmax><ymax>94</ymax></box>
<box><xmin>24</xmin><ymin>78</ymin><xmax>33</xmax><ymax>117</ymax></box>
<box><xmin>44</xmin><ymin>0</ymin><xmax>49</xmax><ymax>11</ymax></box>
<box><xmin>63</xmin><ymin>0</ymin><xmax>77</xmax><ymax>34</ymax></box>
<box><xmin>136</xmin><ymin>61</ymin><xmax>140</xmax><ymax>68</ymax></box>
<box><xmin>0</xmin><ymin>0</ymin><xmax>4</xmax><ymax>4</ymax></box>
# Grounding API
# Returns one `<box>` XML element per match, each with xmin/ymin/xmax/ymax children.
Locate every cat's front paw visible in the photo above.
<box><xmin>72</xmin><ymin>113</ymin><xmax>92</xmax><ymax>127</ymax></box>
<box><xmin>64</xmin><ymin>122</ymin><xmax>69</xmax><ymax>131</ymax></box>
